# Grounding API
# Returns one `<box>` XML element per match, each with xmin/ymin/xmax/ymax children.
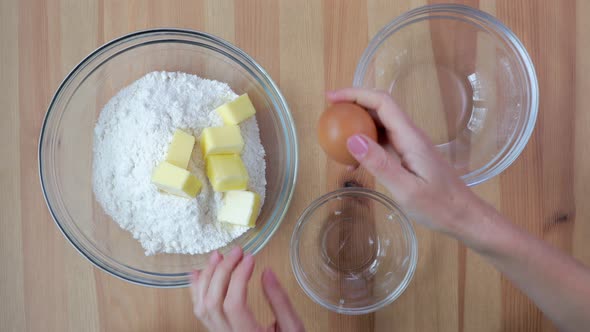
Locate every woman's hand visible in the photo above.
<box><xmin>190</xmin><ymin>247</ymin><xmax>304</xmax><ymax>332</ymax></box>
<box><xmin>329</xmin><ymin>88</ymin><xmax>590</xmax><ymax>332</ymax></box>
<box><xmin>327</xmin><ymin>88</ymin><xmax>493</xmax><ymax>241</ymax></box>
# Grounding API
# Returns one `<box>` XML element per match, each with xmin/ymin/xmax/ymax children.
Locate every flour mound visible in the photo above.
<box><xmin>92</xmin><ymin>71</ymin><xmax>266</xmax><ymax>255</ymax></box>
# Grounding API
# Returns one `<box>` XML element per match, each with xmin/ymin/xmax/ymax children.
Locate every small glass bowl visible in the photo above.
<box><xmin>39</xmin><ymin>29</ymin><xmax>298</xmax><ymax>287</ymax></box>
<box><xmin>290</xmin><ymin>188</ymin><xmax>417</xmax><ymax>314</ymax></box>
<box><xmin>354</xmin><ymin>4</ymin><xmax>538</xmax><ymax>186</ymax></box>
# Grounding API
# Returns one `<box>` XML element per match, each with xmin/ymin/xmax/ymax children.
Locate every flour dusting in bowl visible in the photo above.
<box><xmin>92</xmin><ymin>71</ymin><xmax>266</xmax><ymax>255</ymax></box>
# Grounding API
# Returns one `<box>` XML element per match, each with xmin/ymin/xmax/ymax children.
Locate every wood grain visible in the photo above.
<box><xmin>0</xmin><ymin>0</ymin><xmax>25</xmax><ymax>331</ymax></box>
<box><xmin>1</xmin><ymin>1</ymin><xmax>587</xmax><ymax>331</ymax></box>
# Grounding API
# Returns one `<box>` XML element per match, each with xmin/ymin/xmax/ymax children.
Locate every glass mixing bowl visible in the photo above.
<box><xmin>39</xmin><ymin>29</ymin><xmax>298</xmax><ymax>287</ymax></box>
<box><xmin>290</xmin><ymin>188</ymin><xmax>417</xmax><ymax>314</ymax></box>
<box><xmin>354</xmin><ymin>4</ymin><xmax>538</xmax><ymax>186</ymax></box>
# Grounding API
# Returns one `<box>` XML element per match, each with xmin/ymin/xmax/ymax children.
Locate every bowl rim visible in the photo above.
<box><xmin>38</xmin><ymin>28</ymin><xmax>298</xmax><ymax>288</ymax></box>
<box><xmin>353</xmin><ymin>4</ymin><xmax>539</xmax><ymax>187</ymax></box>
<box><xmin>290</xmin><ymin>187</ymin><xmax>418</xmax><ymax>315</ymax></box>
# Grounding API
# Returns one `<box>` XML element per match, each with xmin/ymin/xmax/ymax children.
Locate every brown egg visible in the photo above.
<box><xmin>317</xmin><ymin>103</ymin><xmax>378</xmax><ymax>165</ymax></box>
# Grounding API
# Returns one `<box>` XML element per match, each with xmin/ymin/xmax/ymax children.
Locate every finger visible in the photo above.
<box><xmin>347</xmin><ymin>134</ymin><xmax>419</xmax><ymax>196</ymax></box>
<box><xmin>206</xmin><ymin>247</ymin><xmax>243</xmax><ymax>309</ymax></box>
<box><xmin>192</xmin><ymin>252</ymin><xmax>222</xmax><ymax>324</ymax></box>
<box><xmin>203</xmin><ymin>247</ymin><xmax>243</xmax><ymax>331</ymax></box>
<box><xmin>265</xmin><ymin>321</ymin><xmax>279</xmax><ymax>332</ymax></box>
<box><xmin>326</xmin><ymin>91</ymin><xmax>383</xmax><ymax>127</ymax></box>
<box><xmin>262</xmin><ymin>269</ymin><xmax>304</xmax><ymax>332</ymax></box>
<box><xmin>326</xmin><ymin>88</ymin><xmax>407</xmax><ymax>127</ymax></box>
<box><xmin>190</xmin><ymin>270</ymin><xmax>201</xmax><ymax>298</ymax></box>
<box><xmin>327</xmin><ymin>88</ymin><xmax>404</xmax><ymax>122</ymax></box>
<box><xmin>327</xmin><ymin>88</ymin><xmax>432</xmax><ymax>152</ymax></box>
<box><xmin>196</xmin><ymin>251</ymin><xmax>223</xmax><ymax>307</ymax></box>
<box><xmin>346</xmin><ymin>164</ymin><xmax>358</xmax><ymax>172</ymax></box>
<box><xmin>199</xmin><ymin>250</ymin><xmax>234</xmax><ymax>331</ymax></box>
<box><xmin>191</xmin><ymin>269</ymin><xmax>201</xmax><ymax>283</ymax></box>
<box><xmin>225</xmin><ymin>253</ymin><xmax>255</xmax><ymax>307</ymax></box>
<box><xmin>190</xmin><ymin>270</ymin><xmax>201</xmax><ymax>308</ymax></box>
<box><xmin>224</xmin><ymin>253</ymin><xmax>258</xmax><ymax>331</ymax></box>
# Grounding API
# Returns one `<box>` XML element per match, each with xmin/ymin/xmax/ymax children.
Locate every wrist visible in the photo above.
<box><xmin>444</xmin><ymin>195</ymin><xmax>508</xmax><ymax>253</ymax></box>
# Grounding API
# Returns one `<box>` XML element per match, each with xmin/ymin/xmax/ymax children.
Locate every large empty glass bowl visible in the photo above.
<box><xmin>39</xmin><ymin>29</ymin><xmax>298</xmax><ymax>287</ymax></box>
<box><xmin>354</xmin><ymin>4</ymin><xmax>538</xmax><ymax>186</ymax></box>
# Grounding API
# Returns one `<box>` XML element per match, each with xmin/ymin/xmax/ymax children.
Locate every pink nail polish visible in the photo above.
<box><xmin>347</xmin><ymin>135</ymin><xmax>369</xmax><ymax>158</ymax></box>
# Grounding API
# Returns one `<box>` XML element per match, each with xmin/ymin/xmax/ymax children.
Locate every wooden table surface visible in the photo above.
<box><xmin>1</xmin><ymin>0</ymin><xmax>589</xmax><ymax>331</ymax></box>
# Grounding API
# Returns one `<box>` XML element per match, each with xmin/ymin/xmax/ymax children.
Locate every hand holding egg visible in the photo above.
<box><xmin>317</xmin><ymin>102</ymin><xmax>378</xmax><ymax>165</ymax></box>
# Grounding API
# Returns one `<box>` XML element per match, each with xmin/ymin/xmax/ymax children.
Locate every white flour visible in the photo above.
<box><xmin>92</xmin><ymin>71</ymin><xmax>266</xmax><ymax>255</ymax></box>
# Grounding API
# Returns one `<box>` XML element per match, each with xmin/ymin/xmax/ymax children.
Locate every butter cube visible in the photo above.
<box><xmin>166</xmin><ymin>129</ymin><xmax>195</xmax><ymax>169</ymax></box>
<box><xmin>200</xmin><ymin>125</ymin><xmax>244</xmax><ymax>157</ymax></box>
<box><xmin>152</xmin><ymin>162</ymin><xmax>202</xmax><ymax>198</ymax></box>
<box><xmin>215</xmin><ymin>94</ymin><xmax>256</xmax><ymax>125</ymax></box>
<box><xmin>218</xmin><ymin>191</ymin><xmax>261</xmax><ymax>227</ymax></box>
<box><xmin>206</xmin><ymin>154</ymin><xmax>249</xmax><ymax>192</ymax></box>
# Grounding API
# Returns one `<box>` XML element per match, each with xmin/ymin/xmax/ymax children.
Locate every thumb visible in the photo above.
<box><xmin>346</xmin><ymin>134</ymin><xmax>415</xmax><ymax>194</ymax></box>
<box><xmin>261</xmin><ymin>269</ymin><xmax>304</xmax><ymax>332</ymax></box>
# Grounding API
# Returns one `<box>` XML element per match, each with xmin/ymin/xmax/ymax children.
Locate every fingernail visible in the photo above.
<box><xmin>229</xmin><ymin>246</ymin><xmax>242</xmax><ymax>258</ymax></box>
<box><xmin>263</xmin><ymin>268</ymin><xmax>277</xmax><ymax>284</ymax></box>
<box><xmin>209</xmin><ymin>250</ymin><xmax>220</xmax><ymax>263</ymax></box>
<box><xmin>347</xmin><ymin>135</ymin><xmax>369</xmax><ymax>158</ymax></box>
<box><xmin>243</xmin><ymin>253</ymin><xmax>254</xmax><ymax>264</ymax></box>
<box><xmin>190</xmin><ymin>270</ymin><xmax>200</xmax><ymax>282</ymax></box>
